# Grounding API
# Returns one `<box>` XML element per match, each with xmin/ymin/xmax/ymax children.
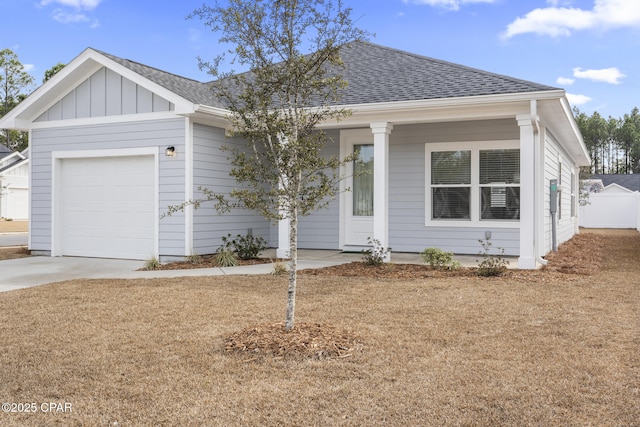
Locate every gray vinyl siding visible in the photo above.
<box><xmin>297</xmin><ymin>129</ymin><xmax>341</xmax><ymax>249</ymax></box>
<box><xmin>388</xmin><ymin>120</ymin><xmax>520</xmax><ymax>255</ymax></box>
<box><xmin>192</xmin><ymin>123</ymin><xmax>270</xmax><ymax>255</ymax></box>
<box><xmin>543</xmin><ymin>132</ymin><xmax>577</xmax><ymax>254</ymax></box>
<box><xmin>29</xmin><ymin>118</ymin><xmax>186</xmax><ymax>255</ymax></box>
<box><xmin>35</xmin><ymin>67</ymin><xmax>174</xmax><ymax>122</ymax></box>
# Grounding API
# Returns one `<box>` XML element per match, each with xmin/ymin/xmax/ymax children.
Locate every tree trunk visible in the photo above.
<box><xmin>285</xmin><ymin>203</ymin><xmax>298</xmax><ymax>331</ymax></box>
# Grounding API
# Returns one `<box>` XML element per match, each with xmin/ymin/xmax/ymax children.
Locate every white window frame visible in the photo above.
<box><xmin>425</xmin><ymin>140</ymin><xmax>520</xmax><ymax>228</ymax></box>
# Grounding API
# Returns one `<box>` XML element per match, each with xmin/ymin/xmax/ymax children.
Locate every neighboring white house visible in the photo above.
<box><xmin>580</xmin><ymin>174</ymin><xmax>640</xmax><ymax>230</ymax></box>
<box><xmin>0</xmin><ymin>145</ymin><xmax>29</xmax><ymax>220</ymax></box>
<box><xmin>0</xmin><ymin>42</ymin><xmax>590</xmax><ymax>268</ymax></box>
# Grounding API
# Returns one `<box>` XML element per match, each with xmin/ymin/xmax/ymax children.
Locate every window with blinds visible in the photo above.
<box><xmin>426</xmin><ymin>142</ymin><xmax>521</xmax><ymax>225</ymax></box>
<box><xmin>479</xmin><ymin>149</ymin><xmax>520</xmax><ymax>220</ymax></box>
<box><xmin>431</xmin><ymin>150</ymin><xmax>471</xmax><ymax>220</ymax></box>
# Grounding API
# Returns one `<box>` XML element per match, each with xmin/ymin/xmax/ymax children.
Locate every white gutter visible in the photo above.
<box><xmin>340</xmin><ymin>89</ymin><xmax>566</xmax><ymax>114</ymax></box>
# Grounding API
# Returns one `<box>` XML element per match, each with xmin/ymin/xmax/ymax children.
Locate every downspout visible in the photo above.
<box><xmin>530</xmin><ymin>100</ymin><xmax>548</xmax><ymax>266</ymax></box>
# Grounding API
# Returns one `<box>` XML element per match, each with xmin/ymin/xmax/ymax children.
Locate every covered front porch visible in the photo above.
<box><xmin>275</xmin><ymin>96</ymin><xmax>557</xmax><ymax>269</ymax></box>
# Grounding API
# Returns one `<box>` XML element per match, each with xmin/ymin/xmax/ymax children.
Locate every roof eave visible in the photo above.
<box><xmin>0</xmin><ymin>48</ymin><xmax>198</xmax><ymax>130</ymax></box>
<box><xmin>319</xmin><ymin>90</ymin><xmax>566</xmax><ymax>128</ymax></box>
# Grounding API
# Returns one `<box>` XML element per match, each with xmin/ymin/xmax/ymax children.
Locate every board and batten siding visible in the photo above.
<box><xmin>543</xmin><ymin>131</ymin><xmax>578</xmax><ymax>254</ymax></box>
<box><xmin>389</xmin><ymin>120</ymin><xmax>521</xmax><ymax>255</ymax></box>
<box><xmin>35</xmin><ymin>67</ymin><xmax>174</xmax><ymax>122</ymax></box>
<box><xmin>29</xmin><ymin>118</ymin><xmax>186</xmax><ymax>256</ymax></box>
<box><xmin>297</xmin><ymin>129</ymin><xmax>341</xmax><ymax>250</ymax></box>
<box><xmin>191</xmin><ymin>124</ymin><xmax>271</xmax><ymax>254</ymax></box>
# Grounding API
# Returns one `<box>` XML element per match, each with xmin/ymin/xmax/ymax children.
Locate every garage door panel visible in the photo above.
<box><xmin>59</xmin><ymin>155</ymin><xmax>155</xmax><ymax>260</ymax></box>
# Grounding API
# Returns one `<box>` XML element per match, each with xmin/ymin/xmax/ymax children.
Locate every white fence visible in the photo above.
<box><xmin>579</xmin><ymin>192</ymin><xmax>640</xmax><ymax>230</ymax></box>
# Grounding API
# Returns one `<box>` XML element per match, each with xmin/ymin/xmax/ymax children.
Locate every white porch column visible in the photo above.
<box><xmin>371</xmin><ymin>122</ymin><xmax>393</xmax><ymax>262</ymax></box>
<box><xmin>517</xmin><ymin>114</ymin><xmax>537</xmax><ymax>269</ymax></box>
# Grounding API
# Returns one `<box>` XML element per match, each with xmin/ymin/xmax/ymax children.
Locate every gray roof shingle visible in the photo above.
<box><xmin>99</xmin><ymin>41</ymin><xmax>559</xmax><ymax>109</ymax></box>
<box><xmin>0</xmin><ymin>144</ymin><xmax>14</xmax><ymax>160</ymax></box>
<box><xmin>337</xmin><ymin>42</ymin><xmax>557</xmax><ymax>105</ymax></box>
<box><xmin>591</xmin><ymin>174</ymin><xmax>640</xmax><ymax>192</ymax></box>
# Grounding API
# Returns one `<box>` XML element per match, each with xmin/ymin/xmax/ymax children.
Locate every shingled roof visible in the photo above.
<box><xmin>0</xmin><ymin>144</ymin><xmax>14</xmax><ymax>160</ymax></box>
<box><xmin>591</xmin><ymin>174</ymin><xmax>640</xmax><ymax>192</ymax></box>
<box><xmin>100</xmin><ymin>41</ymin><xmax>558</xmax><ymax>109</ymax></box>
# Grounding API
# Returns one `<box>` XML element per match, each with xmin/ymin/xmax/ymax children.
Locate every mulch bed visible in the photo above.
<box><xmin>156</xmin><ymin>254</ymin><xmax>274</xmax><ymax>270</ymax></box>
<box><xmin>224</xmin><ymin>322</ymin><xmax>362</xmax><ymax>361</ymax></box>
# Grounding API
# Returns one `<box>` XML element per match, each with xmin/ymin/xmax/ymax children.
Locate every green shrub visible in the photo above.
<box><xmin>476</xmin><ymin>239</ymin><xmax>508</xmax><ymax>277</ymax></box>
<box><xmin>361</xmin><ymin>237</ymin><xmax>391</xmax><ymax>266</ymax></box>
<box><xmin>421</xmin><ymin>248</ymin><xmax>461</xmax><ymax>271</ymax></box>
<box><xmin>221</xmin><ymin>232</ymin><xmax>267</xmax><ymax>260</ymax></box>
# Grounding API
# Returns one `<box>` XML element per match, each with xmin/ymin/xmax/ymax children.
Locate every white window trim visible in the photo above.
<box><xmin>425</xmin><ymin>140</ymin><xmax>520</xmax><ymax>228</ymax></box>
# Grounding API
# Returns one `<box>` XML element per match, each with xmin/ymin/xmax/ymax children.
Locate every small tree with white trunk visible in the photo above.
<box><xmin>188</xmin><ymin>0</ymin><xmax>368</xmax><ymax>330</ymax></box>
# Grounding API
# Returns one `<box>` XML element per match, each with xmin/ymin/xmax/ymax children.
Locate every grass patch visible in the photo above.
<box><xmin>0</xmin><ymin>230</ymin><xmax>638</xmax><ymax>425</ymax></box>
<box><xmin>0</xmin><ymin>246</ymin><xmax>30</xmax><ymax>261</ymax></box>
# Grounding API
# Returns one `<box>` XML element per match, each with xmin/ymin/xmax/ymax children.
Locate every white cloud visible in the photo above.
<box><xmin>556</xmin><ymin>76</ymin><xmax>575</xmax><ymax>85</ymax></box>
<box><xmin>503</xmin><ymin>0</ymin><xmax>640</xmax><ymax>38</ymax></box>
<box><xmin>573</xmin><ymin>66</ymin><xmax>625</xmax><ymax>84</ymax></box>
<box><xmin>23</xmin><ymin>64</ymin><xmax>35</xmax><ymax>73</ymax></box>
<box><xmin>404</xmin><ymin>0</ymin><xmax>496</xmax><ymax>11</ymax></box>
<box><xmin>52</xmin><ymin>9</ymin><xmax>90</xmax><ymax>24</ymax></box>
<box><xmin>40</xmin><ymin>0</ymin><xmax>102</xmax><ymax>10</ymax></box>
<box><xmin>566</xmin><ymin>93</ymin><xmax>592</xmax><ymax>106</ymax></box>
<box><xmin>41</xmin><ymin>0</ymin><xmax>101</xmax><ymax>27</ymax></box>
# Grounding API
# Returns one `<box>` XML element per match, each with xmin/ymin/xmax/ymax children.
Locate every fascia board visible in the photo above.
<box><xmin>539</xmin><ymin>96</ymin><xmax>590</xmax><ymax>167</ymax></box>
<box><xmin>0</xmin><ymin>158</ymin><xmax>28</xmax><ymax>176</ymax></box>
<box><xmin>603</xmin><ymin>183</ymin><xmax>634</xmax><ymax>193</ymax></box>
<box><xmin>0</xmin><ymin>48</ymin><xmax>104</xmax><ymax>129</ymax></box>
<box><xmin>320</xmin><ymin>90</ymin><xmax>566</xmax><ymax>128</ymax></box>
<box><xmin>560</xmin><ymin>96</ymin><xmax>591</xmax><ymax>165</ymax></box>
<box><xmin>191</xmin><ymin>105</ymin><xmax>233</xmax><ymax>129</ymax></box>
<box><xmin>0</xmin><ymin>48</ymin><xmax>197</xmax><ymax>130</ymax></box>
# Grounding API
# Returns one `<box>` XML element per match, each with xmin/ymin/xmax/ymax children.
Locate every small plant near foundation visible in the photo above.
<box><xmin>271</xmin><ymin>261</ymin><xmax>288</xmax><ymax>275</ymax></box>
<box><xmin>476</xmin><ymin>239</ymin><xmax>508</xmax><ymax>277</ymax></box>
<box><xmin>221</xmin><ymin>232</ymin><xmax>267</xmax><ymax>260</ymax></box>
<box><xmin>214</xmin><ymin>248</ymin><xmax>238</xmax><ymax>267</ymax></box>
<box><xmin>421</xmin><ymin>248</ymin><xmax>461</xmax><ymax>271</ymax></box>
<box><xmin>186</xmin><ymin>252</ymin><xmax>204</xmax><ymax>265</ymax></box>
<box><xmin>361</xmin><ymin>237</ymin><xmax>391</xmax><ymax>266</ymax></box>
<box><xmin>143</xmin><ymin>256</ymin><xmax>161</xmax><ymax>271</ymax></box>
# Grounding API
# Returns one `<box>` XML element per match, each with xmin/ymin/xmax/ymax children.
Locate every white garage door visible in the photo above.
<box><xmin>59</xmin><ymin>155</ymin><xmax>155</xmax><ymax>260</ymax></box>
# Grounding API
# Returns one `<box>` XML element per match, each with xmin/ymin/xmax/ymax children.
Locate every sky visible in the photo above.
<box><xmin>1</xmin><ymin>0</ymin><xmax>639</xmax><ymax>119</ymax></box>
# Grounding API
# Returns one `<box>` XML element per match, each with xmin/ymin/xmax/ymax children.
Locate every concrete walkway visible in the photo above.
<box><xmin>0</xmin><ymin>249</ymin><xmax>516</xmax><ymax>293</ymax></box>
<box><xmin>0</xmin><ymin>232</ymin><xmax>28</xmax><ymax>247</ymax></box>
<box><xmin>0</xmin><ymin>250</ymin><xmax>358</xmax><ymax>292</ymax></box>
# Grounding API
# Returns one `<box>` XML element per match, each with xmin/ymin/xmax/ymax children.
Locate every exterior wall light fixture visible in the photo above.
<box><xmin>165</xmin><ymin>146</ymin><xmax>176</xmax><ymax>157</ymax></box>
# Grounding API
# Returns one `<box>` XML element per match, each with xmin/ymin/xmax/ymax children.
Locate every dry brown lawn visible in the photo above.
<box><xmin>0</xmin><ymin>229</ymin><xmax>638</xmax><ymax>426</ymax></box>
<box><xmin>0</xmin><ymin>220</ymin><xmax>28</xmax><ymax>233</ymax></box>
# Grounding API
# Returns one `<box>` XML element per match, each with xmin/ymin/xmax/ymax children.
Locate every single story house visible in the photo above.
<box><xmin>580</xmin><ymin>174</ymin><xmax>640</xmax><ymax>230</ymax></box>
<box><xmin>0</xmin><ymin>145</ymin><xmax>29</xmax><ymax>220</ymax></box>
<box><xmin>0</xmin><ymin>41</ymin><xmax>589</xmax><ymax>268</ymax></box>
